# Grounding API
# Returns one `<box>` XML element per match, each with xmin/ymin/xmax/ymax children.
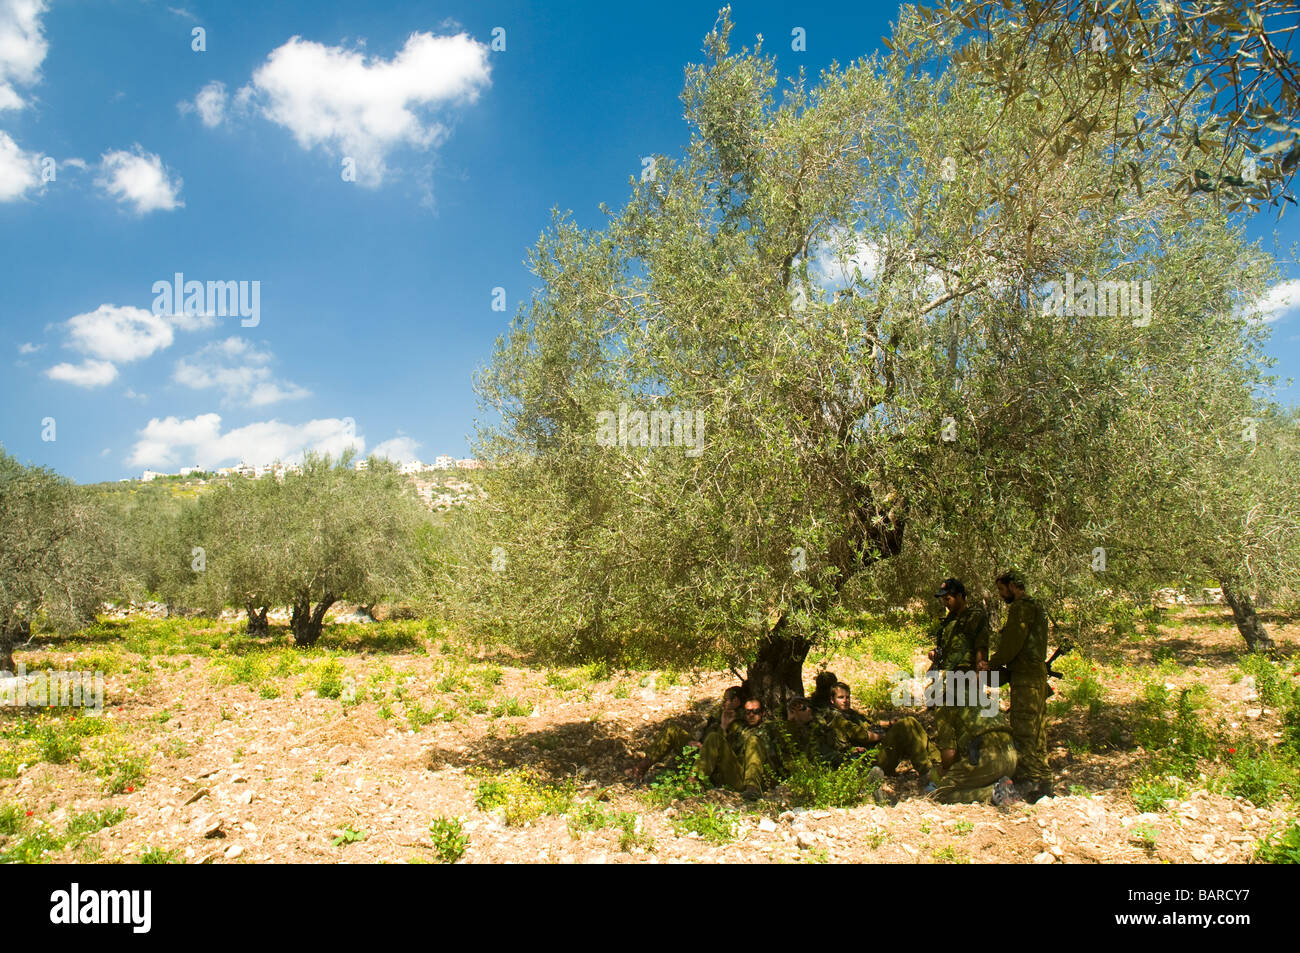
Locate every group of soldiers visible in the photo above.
<box><xmin>629</xmin><ymin>570</ymin><xmax>1054</xmax><ymax>806</ymax></box>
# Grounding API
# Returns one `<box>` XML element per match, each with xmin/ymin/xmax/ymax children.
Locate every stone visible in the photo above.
<box><xmin>757</xmin><ymin>817</ymin><xmax>777</xmax><ymax>833</ymax></box>
<box><xmin>224</xmin><ymin>844</ymin><xmax>244</xmax><ymax>859</ymax></box>
<box><xmin>183</xmin><ymin>788</ymin><xmax>209</xmax><ymax>806</ymax></box>
<box><xmin>1032</xmin><ymin>851</ymin><xmax>1055</xmax><ymax>864</ymax></box>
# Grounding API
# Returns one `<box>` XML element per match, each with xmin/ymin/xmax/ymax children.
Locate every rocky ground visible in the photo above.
<box><xmin>0</xmin><ymin>605</ymin><xmax>1295</xmax><ymax>864</ymax></box>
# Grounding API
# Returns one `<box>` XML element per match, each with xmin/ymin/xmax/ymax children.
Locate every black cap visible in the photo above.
<box><xmin>935</xmin><ymin>577</ymin><xmax>966</xmax><ymax>598</ymax></box>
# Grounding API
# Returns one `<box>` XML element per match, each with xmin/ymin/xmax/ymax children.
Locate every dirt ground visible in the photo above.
<box><xmin>1</xmin><ymin>605</ymin><xmax>1296</xmax><ymax>864</ymax></box>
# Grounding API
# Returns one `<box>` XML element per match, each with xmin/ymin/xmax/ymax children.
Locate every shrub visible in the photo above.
<box><xmin>1130</xmin><ymin>775</ymin><xmax>1186</xmax><ymax>813</ymax></box>
<box><xmin>784</xmin><ymin>754</ymin><xmax>882</xmax><ymax>809</ymax></box>
<box><xmin>139</xmin><ymin>846</ymin><xmax>184</xmax><ymax>864</ymax></box>
<box><xmin>473</xmin><ymin>770</ymin><xmax>574</xmax><ymax>826</ymax></box>
<box><xmin>671</xmin><ymin>804</ymin><xmax>738</xmax><ymax>843</ymax></box>
<box><xmin>429</xmin><ymin>816</ymin><xmax>469</xmax><ymax>863</ymax></box>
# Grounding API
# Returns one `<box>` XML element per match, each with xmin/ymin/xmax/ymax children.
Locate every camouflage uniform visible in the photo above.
<box><xmin>698</xmin><ymin>720</ymin><xmax>770</xmax><ymax>792</ymax></box>
<box><xmin>931</xmin><ymin>724</ymin><xmax>1018</xmax><ymax>804</ymax></box>
<box><xmin>874</xmin><ymin>715</ymin><xmax>941</xmax><ymax>786</ymax></box>
<box><xmin>988</xmin><ymin>595</ymin><xmax>1050</xmax><ymax>787</ymax></box>
<box><xmin>932</xmin><ymin>606</ymin><xmax>991</xmax><ymax>751</ymax></box>
<box><xmin>642</xmin><ymin>705</ymin><xmax>725</xmax><ymax>766</ymax></box>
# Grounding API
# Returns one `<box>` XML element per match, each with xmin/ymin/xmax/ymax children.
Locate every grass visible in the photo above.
<box><xmin>139</xmin><ymin>846</ymin><xmax>184</xmax><ymax>864</ymax></box>
<box><xmin>0</xmin><ymin>806</ymin><xmax>127</xmax><ymax>863</ymax></box>
<box><xmin>491</xmin><ymin>696</ymin><xmax>533</xmax><ymax>718</ymax></box>
<box><xmin>1130</xmin><ymin>774</ymin><xmax>1188</xmax><ymax>813</ymax></box>
<box><xmin>671</xmin><ymin>804</ymin><xmax>738</xmax><ymax>843</ymax></box>
<box><xmin>1254</xmin><ymin>819</ymin><xmax>1300</xmax><ymax>864</ymax></box>
<box><xmin>0</xmin><ymin>712</ymin><xmax>112</xmax><ymax>778</ymax></box>
<box><xmin>473</xmin><ymin>770</ymin><xmax>575</xmax><ymax>826</ymax></box>
<box><xmin>566</xmin><ymin>801</ymin><xmax>654</xmax><ymax>852</ymax></box>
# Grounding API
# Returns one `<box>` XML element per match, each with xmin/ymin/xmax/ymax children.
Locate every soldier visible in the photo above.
<box><xmin>930</xmin><ymin>719</ymin><xmax>1019</xmax><ymax>805</ymax></box>
<box><xmin>627</xmin><ymin>685</ymin><xmax>744</xmax><ymax>780</ymax></box>
<box><xmin>696</xmin><ymin>695</ymin><xmax>771</xmax><ymax>796</ymax></box>
<box><xmin>979</xmin><ymin>570</ymin><xmax>1052</xmax><ymax>802</ymax></box>
<box><xmin>807</xmin><ymin>671</ymin><xmax>839</xmax><ymax>711</ymax></box>
<box><xmin>829</xmin><ymin>681</ymin><xmax>868</xmax><ymax>725</ymax></box>
<box><xmin>928</xmin><ymin>578</ymin><xmax>991</xmax><ymax>770</ymax></box>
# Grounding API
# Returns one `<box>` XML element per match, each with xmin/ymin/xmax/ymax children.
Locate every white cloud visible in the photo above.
<box><xmin>0</xmin><ymin>0</ymin><xmax>47</xmax><ymax>112</ymax></box>
<box><xmin>371</xmin><ymin>436</ymin><xmax>419</xmax><ymax>463</ymax></box>
<box><xmin>46</xmin><ymin>358</ymin><xmax>117</xmax><ymax>387</ymax></box>
<box><xmin>0</xmin><ymin>128</ymin><xmax>40</xmax><ymax>200</ymax></box>
<box><xmin>1252</xmin><ymin>279</ymin><xmax>1300</xmax><ymax>324</ymax></box>
<box><xmin>173</xmin><ymin>336</ymin><xmax>311</xmax><ymax>407</ymax></box>
<box><xmin>809</xmin><ymin>227</ymin><xmax>883</xmax><ymax>293</ymax></box>
<box><xmin>124</xmin><ymin>387</ymin><xmax>146</xmax><ymax>401</ymax></box>
<box><xmin>179</xmin><ymin>80</ymin><xmax>229</xmax><ymax>127</ymax></box>
<box><xmin>243</xmin><ymin>31</ymin><xmax>491</xmax><ymax>186</ymax></box>
<box><xmin>128</xmin><ymin>413</ymin><xmax>363</xmax><ymax>469</ymax></box>
<box><xmin>17</xmin><ymin>340</ymin><xmax>39</xmax><ymax>354</ymax></box>
<box><xmin>64</xmin><ymin>304</ymin><xmax>175</xmax><ymax>363</ymax></box>
<box><xmin>96</xmin><ymin>147</ymin><xmax>183</xmax><ymax>214</ymax></box>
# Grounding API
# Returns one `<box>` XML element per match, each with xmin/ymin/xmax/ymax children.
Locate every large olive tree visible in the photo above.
<box><xmin>0</xmin><ymin>448</ymin><xmax>118</xmax><ymax>672</ymax></box>
<box><xmin>462</xmin><ymin>9</ymin><xmax>1277</xmax><ymax>711</ymax></box>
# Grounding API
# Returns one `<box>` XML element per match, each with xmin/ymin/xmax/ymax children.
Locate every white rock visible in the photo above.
<box><xmin>224</xmin><ymin>844</ymin><xmax>244</xmax><ymax>859</ymax></box>
<box><xmin>757</xmin><ymin>817</ymin><xmax>778</xmax><ymax>833</ymax></box>
<box><xmin>1032</xmin><ymin>851</ymin><xmax>1055</xmax><ymax>864</ymax></box>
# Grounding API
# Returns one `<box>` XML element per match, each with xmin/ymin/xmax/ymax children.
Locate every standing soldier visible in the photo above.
<box><xmin>928</xmin><ymin>578</ymin><xmax>991</xmax><ymax>770</ymax></box>
<box><xmin>980</xmin><ymin>570</ymin><xmax>1052</xmax><ymax>802</ymax></box>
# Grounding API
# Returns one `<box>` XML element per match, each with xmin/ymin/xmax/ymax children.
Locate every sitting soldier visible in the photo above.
<box><xmin>628</xmin><ymin>685</ymin><xmax>744</xmax><ymax>781</ymax></box>
<box><xmin>696</xmin><ymin>695</ymin><xmax>772</xmax><ymax>796</ymax></box>
<box><xmin>828</xmin><ymin>680</ymin><xmax>869</xmax><ymax>725</ymax></box>
<box><xmin>929</xmin><ymin>718</ymin><xmax>1019</xmax><ymax>805</ymax></box>
<box><xmin>807</xmin><ymin>671</ymin><xmax>840</xmax><ymax>712</ymax></box>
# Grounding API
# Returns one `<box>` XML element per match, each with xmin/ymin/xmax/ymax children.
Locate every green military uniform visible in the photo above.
<box><xmin>642</xmin><ymin>704</ymin><xmax>727</xmax><ymax>766</ymax></box>
<box><xmin>932</xmin><ymin>606</ymin><xmax>991</xmax><ymax>751</ymax></box>
<box><xmin>698</xmin><ymin>720</ymin><xmax>770</xmax><ymax>792</ymax></box>
<box><xmin>836</xmin><ymin>706</ymin><xmax>869</xmax><ymax>726</ymax></box>
<box><xmin>988</xmin><ymin>595</ymin><xmax>1050</xmax><ymax>788</ymax></box>
<box><xmin>873</xmin><ymin>715</ymin><xmax>941</xmax><ymax>786</ymax></box>
<box><xmin>931</xmin><ymin>723</ymin><xmax>1018</xmax><ymax>804</ymax></box>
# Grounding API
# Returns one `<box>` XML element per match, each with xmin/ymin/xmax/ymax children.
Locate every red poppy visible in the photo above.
<box><xmin>1227</xmin><ymin>748</ymin><xmax>1236</xmax><ymax>755</ymax></box>
<box><xmin>25</xmin><ymin>810</ymin><xmax>32</xmax><ymax>817</ymax></box>
<box><xmin>126</xmin><ymin>786</ymin><xmax>135</xmax><ymax>793</ymax></box>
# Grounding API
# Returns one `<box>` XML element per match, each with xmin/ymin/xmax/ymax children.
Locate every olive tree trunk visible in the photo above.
<box><xmin>245</xmin><ymin>603</ymin><xmax>269</xmax><ymax>637</ymax></box>
<box><xmin>290</xmin><ymin>594</ymin><xmax>336</xmax><ymax>647</ymax></box>
<box><xmin>1220</xmin><ymin>580</ymin><xmax>1275</xmax><ymax>652</ymax></box>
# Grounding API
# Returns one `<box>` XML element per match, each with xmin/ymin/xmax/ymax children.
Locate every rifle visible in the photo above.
<box><xmin>989</xmin><ymin>639</ymin><xmax>1074</xmax><ymax>696</ymax></box>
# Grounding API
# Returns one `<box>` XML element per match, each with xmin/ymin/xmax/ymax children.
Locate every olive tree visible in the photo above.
<box><xmin>462</xmin><ymin>9</ymin><xmax>1276</xmax><ymax>711</ymax></box>
<box><xmin>186</xmin><ymin>454</ymin><xmax>427</xmax><ymax>646</ymax></box>
<box><xmin>0</xmin><ymin>448</ymin><xmax>118</xmax><ymax>672</ymax></box>
<box><xmin>911</xmin><ymin>0</ymin><xmax>1299</xmax><ymax>211</ymax></box>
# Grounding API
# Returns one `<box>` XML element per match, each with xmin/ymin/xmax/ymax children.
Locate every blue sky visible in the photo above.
<box><xmin>2</xmin><ymin>0</ymin><xmax>1297</xmax><ymax>483</ymax></box>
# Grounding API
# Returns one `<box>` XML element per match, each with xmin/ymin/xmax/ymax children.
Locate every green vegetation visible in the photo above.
<box><xmin>671</xmin><ymin>804</ymin><xmax>738</xmax><ymax>844</ymax></box>
<box><xmin>331</xmin><ymin>826</ymin><xmax>367</xmax><ymax>847</ymax></box>
<box><xmin>784</xmin><ymin>754</ymin><xmax>882</xmax><ymax>810</ymax></box>
<box><xmin>1254</xmin><ymin>820</ymin><xmax>1300</xmax><ymax>865</ymax></box>
<box><xmin>567</xmin><ymin>801</ymin><xmax>654</xmax><ymax>852</ymax></box>
<box><xmin>473</xmin><ymin>770</ymin><xmax>575</xmax><ymax>826</ymax></box>
<box><xmin>0</xmin><ymin>806</ymin><xmax>127</xmax><ymax>864</ymax></box>
<box><xmin>428</xmin><ymin>816</ymin><xmax>469</xmax><ymax>863</ymax></box>
<box><xmin>139</xmin><ymin>846</ymin><xmax>184</xmax><ymax>864</ymax></box>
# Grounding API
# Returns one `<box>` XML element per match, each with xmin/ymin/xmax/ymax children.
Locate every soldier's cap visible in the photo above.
<box><xmin>786</xmin><ymin>696</ymin><xmax>811</xmax><ymax>711</ymax></box>
<box><xmin>934</xmin><ymin>577</ymin><xmax>966</xmax><ymax>598</ymax></box>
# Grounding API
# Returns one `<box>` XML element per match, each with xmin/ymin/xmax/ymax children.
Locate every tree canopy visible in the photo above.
<box><xmin>459</xmin><ymin>8</ymin><xmax>1287</xmax><ymax>708</ymax></box>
